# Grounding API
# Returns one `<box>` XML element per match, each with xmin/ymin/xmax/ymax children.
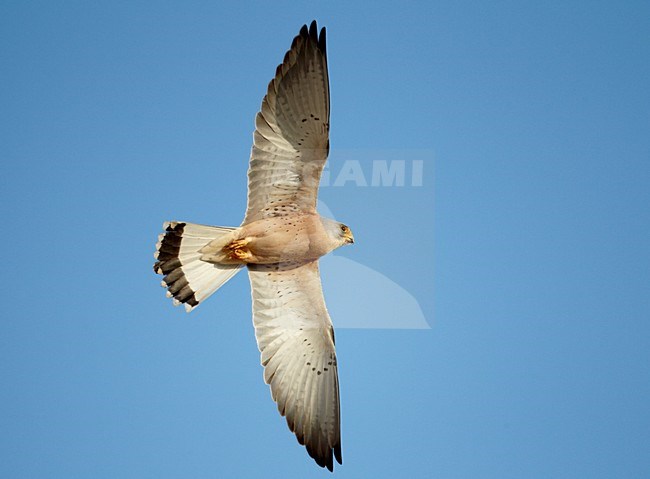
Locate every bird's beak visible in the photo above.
<box><xmin>344</xmin><ymin>231</ymin><xmax>355</xmax><ymax>244</ymax></box>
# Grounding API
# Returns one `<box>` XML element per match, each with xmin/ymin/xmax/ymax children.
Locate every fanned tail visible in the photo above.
<box><xmin>153</xmin><ymin>221</ymin><xmax>244</xmax><ymax>312</ymax></box>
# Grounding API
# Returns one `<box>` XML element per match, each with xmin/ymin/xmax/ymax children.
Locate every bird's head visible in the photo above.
<box><xmin>321</xmin><ymin>217</ymin><xmax>355</xmax><ymax>247</ymax></box>
<box><xmin>338</xmin><ymin>223</ymin><xmax>355</xmax><ymax>245</ymax></box>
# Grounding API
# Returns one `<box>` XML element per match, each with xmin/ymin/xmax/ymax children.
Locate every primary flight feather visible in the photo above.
<box><xmin>153</xmin><ymin>21</ymin><xmax>352</xmax><ymax>472</ymax></box>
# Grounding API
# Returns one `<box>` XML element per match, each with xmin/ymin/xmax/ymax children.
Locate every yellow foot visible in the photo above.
<box><xmin>229</xmin><ymin>239</ymin><xmax>249</xmax><ymax>249</ymax></box>
<box><xmin>231</xmin><ymin>248</ymin><xmax>252</xmax><ymax>260</ymax></box>
<box><xmin>224</xmin><ymin>238</ymin><xmax>252</xmax><ymax>261</ymax></box>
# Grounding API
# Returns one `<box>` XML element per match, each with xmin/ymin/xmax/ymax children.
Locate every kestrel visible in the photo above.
<box><xmin>153</xmin><ymin>21</ymin><xmax>352</xmax><ymax>471</ymax></box>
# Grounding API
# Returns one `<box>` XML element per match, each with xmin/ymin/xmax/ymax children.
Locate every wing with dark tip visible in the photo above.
<box><xmin>242</xmin><ymin>20</ymin><xmax>330</xmax><ymax>224</ymax></box>
<box><xmin>248</xmin><ymin>260</ymin><xmax>342</xmax><ymax>471</ymax></box>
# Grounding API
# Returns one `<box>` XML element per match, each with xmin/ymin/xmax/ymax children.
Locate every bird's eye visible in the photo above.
<box><xmin>340</xmin><ymin>225</ymin><xmax>348</xmax><ymax>232</ymax></box>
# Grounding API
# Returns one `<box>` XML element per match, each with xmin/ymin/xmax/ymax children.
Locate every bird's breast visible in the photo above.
<box><xmin>240</xmin><ymin>214</ymin><xmax>333</xmax><ymax>264</ymax></box>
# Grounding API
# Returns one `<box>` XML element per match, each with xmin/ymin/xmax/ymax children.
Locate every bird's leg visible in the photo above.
<box><xmin>224</xmin><ymin>238</ymin><xmax>253</xmax><ymax>261</ymax></box>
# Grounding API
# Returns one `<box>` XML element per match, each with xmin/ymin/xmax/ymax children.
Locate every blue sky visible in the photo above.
<box><xmin>2</xmin><ymin>1</ymin><xmax>649</xmax><ymax>477</ymax></box>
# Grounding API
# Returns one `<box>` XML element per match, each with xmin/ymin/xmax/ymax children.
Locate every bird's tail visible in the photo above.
<box><xmin>153</xmin><ymin>221</ymin><xmax>244</xmax><ymax>312</ymax></box>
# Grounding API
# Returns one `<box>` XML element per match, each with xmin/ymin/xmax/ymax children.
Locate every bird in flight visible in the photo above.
<box><xmin>153</xmin><ymin>21</ymin><xmax>352</xmax><ymax>471</ymax></box>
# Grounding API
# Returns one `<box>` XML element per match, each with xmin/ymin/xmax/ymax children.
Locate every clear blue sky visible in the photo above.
<box><xmin>2</xmin><ymin>1</ymin><xmax>650</xmax><ymax>477</ymax></box>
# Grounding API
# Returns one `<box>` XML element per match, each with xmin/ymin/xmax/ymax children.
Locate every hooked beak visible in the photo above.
<box><xmin>344</xmin><ymin>231</ymin><xmax>355</xmax><ymax>244</ymax></box>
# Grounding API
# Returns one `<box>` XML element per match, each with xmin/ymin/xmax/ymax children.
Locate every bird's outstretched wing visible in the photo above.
<box><xmin>248</xmin><ymin>260</ymin><xmax>342</xmax><ymax>471</ymax></box>
<box><xmin>243</xmin><ymin>20</ymin><xmax>329</xmax><ymax>225</ymax></box>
